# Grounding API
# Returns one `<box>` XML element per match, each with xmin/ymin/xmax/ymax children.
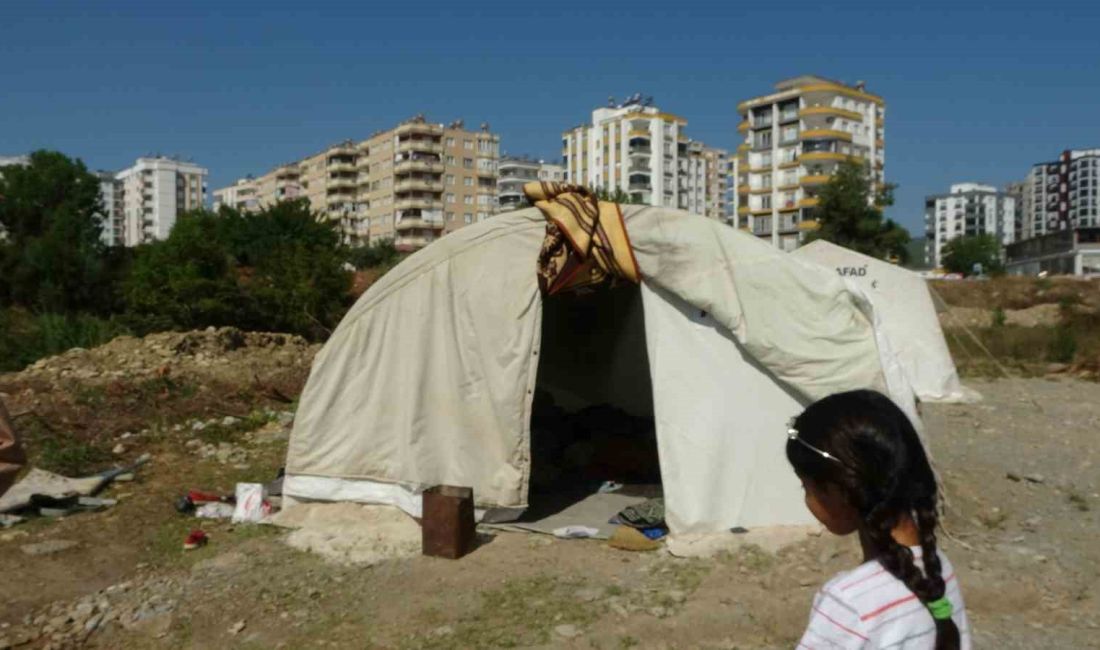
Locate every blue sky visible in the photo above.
<box><xmin>2</xmin><ymin>0</ymin><xmax>1098</xmax><ymax>235</ymax></box>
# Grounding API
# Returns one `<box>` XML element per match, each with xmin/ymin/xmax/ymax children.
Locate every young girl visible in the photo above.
<box><xmin>786</xmin><ymin>390</ymin><xmax>970</xmax><ymax>650</ymax></box>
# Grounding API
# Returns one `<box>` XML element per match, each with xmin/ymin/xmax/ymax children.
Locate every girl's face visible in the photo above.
<box><xmin>801</xmin><ymin>477</ymin><xmax>860</xmax><ymax>535</ymax></box>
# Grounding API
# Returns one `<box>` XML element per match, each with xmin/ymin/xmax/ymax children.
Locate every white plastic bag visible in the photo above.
<box><xmin>231</xmin><ymin>483</ymin><xmax>269</xmax><ymax>523</ymax></box>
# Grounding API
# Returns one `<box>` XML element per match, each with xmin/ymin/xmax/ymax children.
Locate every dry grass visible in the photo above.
<box><xmin>931</xmin><ymin>276</ymin><xmax>1100</xmax><ymax>311</ymax></box>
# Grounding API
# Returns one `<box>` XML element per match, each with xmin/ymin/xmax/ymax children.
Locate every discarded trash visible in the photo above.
<box><xmin>552</xmin><ymin>525</ymin><xmax>600</xmax><ymax>539</ymax></box>
<box><xmin>598</xmin><ymin>480</ymin><xmax>623</xmax><ymax>494</ymax></box>
<box><xmin>231</xmin><ymin>483</ymin><xmax>269</xmax><ymax>523</ymax></box>
<box><xmin>0</xmin><ymin>513</ymin><xmax>25</xmax><ymax>528</ymax></box>
<box><xmin>183</xmin><ymin>529</ymin><xmax>208</xmax><ymax>550</ymax></box>
<box><xmin>195</xmin><ymin>502</ymin><xmax>236</xmax><ymax>519</ymax></box>
<box><xmin>0</xmin><ymin>455</ymin><xmax>150</xmax><ymax>514</ymax></box>
<box><xmin>641</xmin><ymin>526</ymin><xmax>668</xmax><ymax>540</ymax></box>
<box><xmin>175</xmin><ymin>489</ymin><xmax>235</xmax><ymax>514</ymax></box>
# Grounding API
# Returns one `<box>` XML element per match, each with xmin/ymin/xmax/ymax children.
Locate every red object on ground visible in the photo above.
<box><xmin>183</xmin><ymin>529</ymin><xmax>208</xmax><ymax>550</ymax></box>
<box><xmin>189</xmin><ymin>490</ymin><xmax>233</xmax><ymax>504</ymax></box>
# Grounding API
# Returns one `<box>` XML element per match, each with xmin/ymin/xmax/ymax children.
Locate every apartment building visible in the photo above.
<box><xmin>95</xmin><ymin>170</ymin><xmax>123</xmax><ymax>247</ymax></box>
<box><xmin>115</xmin><ymin>157</ymin><xmax>207</xmax><ymax>246</ymax></box>
<box><xmin>497</xmin><ymin>156</ymin><xmax>565</xmax><ymax>212</ymax></box>
<box><xmin>923</xmin><ymin>183</ymin><xmax>1017</xmax><ymax>269</ymax></box>
<box><xmin>700</xmin><ymin>145</ymin><xmax>732</xmax><ymax>221</ymax></box>
<box><xmin>561</xmin><ymin>95</ymin><xmax>728</xmax><ymax>218</ymax></box>
<box><xmin>212</xmin><ymin>177</ymin><xmax>260</xmax><ymax>213</ymax></box>
<box><xmin>736</xmin><ymin>75</ymin><xmax>886</xmax><ymax>251</ymax></box>
<box><xmin>1017</xmin><ymin>149</ymin><xmax>1100</xmax><ymax>240</ymax></box>
<box><xmin>219</xmin><ymin>117</ymin><xmax>499</xmax><ymax>250</ymax></box>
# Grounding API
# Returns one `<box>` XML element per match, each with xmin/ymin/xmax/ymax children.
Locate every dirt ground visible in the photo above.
<box><xmin>2</xmin><ymin>366</ymin><xmax>1099</xmax><ymax>648</ymax></box>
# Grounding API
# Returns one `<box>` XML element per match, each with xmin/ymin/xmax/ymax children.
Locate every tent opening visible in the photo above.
<box><xmin>523</xmin><ymin>282</ymin><xmax>662</xmax><ymax>528</ymax></box>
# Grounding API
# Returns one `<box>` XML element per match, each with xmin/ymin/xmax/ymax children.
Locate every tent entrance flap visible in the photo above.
<box><xmin>525</xmin><ymin>283</ymin><xmax>661</xmax><ymax>523</ymax></box>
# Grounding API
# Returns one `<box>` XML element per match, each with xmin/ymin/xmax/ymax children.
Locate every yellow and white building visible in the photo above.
<box><xmin>562</xmin><ymin>95</ymin><xmax>730</xmax><ymax>218</ymax></box>
<box><xmin>213</xmin><ymin>116</ymin><xmax>499</xmax><ymax>250</ymax></box>
<box><xmin>736</xmin><ymin>75</ymin><xmax>885</xmax><ymax>251</ymax></box>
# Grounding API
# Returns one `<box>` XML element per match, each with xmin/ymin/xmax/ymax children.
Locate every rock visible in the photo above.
<box><xmin>647</xmin><ymin>606</ymin><xmax>670</xmax><ymax>619</ymax></box>
<box><xmin>554</xmin><ymin>624</ymin><xmax>580</xmax><ymax>639</ymax></box>
<box><xmin>429</xmin><ymin>625</ymin><xmax>454</xmax><ymax>638</ymax></box>
<box><xmin>84</xmin><ymin>614</ymin><xmax>102</xmax><ymax>633</ymax></box>
<box><xmin>192</xmin><ymin>421</ymin><xmax>206</xmax><ymax>432</ymax></box>
<box><xmin>573</xmin><ymin>587</ymin><xmax>602</xmax><ymax>603</ymax></box>
<box><xmin>221</xmin><ymin>416</ymin><xmax>239</xmax><ymax>427</ymax></box>
<box><xmin>21</xmin><ymin>540</ymin><xmax>78</xmax><ymax>556</ymax></box>
<box><xmin>119</xmin><ymin>432</ymin><xmax>133</xmax><ymax>440</ymax></box>
<box><xmin>229</xmin><ymin>621</ymin><xmax>246</xmax><ymax>636</ymax></box>
<box><xmin>112</xmin><ymin>444</ymin><xmax>126</xmax><ymax>455</ymax></box>
<box><xmin>666</xmin><ymin>589</ymin><xmax>687</xmax><ymax>604</ymax></box>
<box><xmin>1024</xmin><ymin>474</ymin><xmax>1045</xmax><ymax>484</ymax></box>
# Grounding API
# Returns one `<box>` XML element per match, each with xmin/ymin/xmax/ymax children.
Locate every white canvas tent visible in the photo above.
<box><xmin>790</xmin><ymin>240</ymin><xmax>978</xmax><ymax>404</ymax></box>
<box><xmin>285</xmin><ymin>206</ymin><xmax>918</xmax><ymax>535</ymax></box>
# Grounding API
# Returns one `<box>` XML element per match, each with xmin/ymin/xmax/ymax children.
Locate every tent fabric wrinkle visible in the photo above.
<box><xmin>285</xmin><ymin>204</ymin><xmax>921</xmax><ymax>534</ymax></box>
<box><xmin>790</xmin><ymin>240</ymin><xmax>977</xmax><ymax>404</ymax></box>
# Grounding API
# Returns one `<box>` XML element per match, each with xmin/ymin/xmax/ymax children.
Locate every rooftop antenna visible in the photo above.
<box><xmin>608</xmin><ymin>95</ymin><xmax>615</xmax><ymax>107</ymax></box>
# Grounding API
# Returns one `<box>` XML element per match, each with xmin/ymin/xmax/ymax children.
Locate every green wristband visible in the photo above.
<box><xmin>926</xmin><ymin>597</ymin><xmax>953</xmax><ymax>620</ymax></box>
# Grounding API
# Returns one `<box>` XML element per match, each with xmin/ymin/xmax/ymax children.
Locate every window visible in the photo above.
<box><xmin>445</xmin><ymin>193</ymin><xmax>456</xmax><ymax>204</ymax></box>
<box><xmin>463</xmin><ymin>158</ymin><xmax>473</xmax><ymax>169</ymax></box>
<box><xmin>445</xmin><ymin>174</ymin><xmax>455</xmax><ymax>186</ymax></box>
<box><xmin>464</xmin><ymin>195</ymin><xmax>473</xmax><ymax>205</ymax></box>
<box><xmin>478</xmin><ymin>195</ymin><xmax>492</xmax><ymax>206</ymax></box>
<box><xmin>478</xmin><ymin>140</ymin><xmax>493</xmax><ymax>154</ymax></box>
<box><xmin>445</xmin><ymin>211</ymin><xmax>455</xmax><ymax>221</ymax></box>
<box><xmin>464</xmin><ymin>213</ymin><xmax>473</xmax><ymax>224</ymax></box>
<box><xmin>464</xmin><ymin>140</ymin><xmax>474</xmax><ymax>150</ymax></box>
<box><xmin>761</xmin><ymin>195</ymin><xmax>772</xmax><ymax>209</ymax></box>
<box><xmin>463</xmin><ymin>177</ymin><xmax>473</xmax><ymax>187</ymax></box>
<box><xmin>446</xmin><ymin>137</ymin><xmax>455</xmax><ymax>147</ymax></box>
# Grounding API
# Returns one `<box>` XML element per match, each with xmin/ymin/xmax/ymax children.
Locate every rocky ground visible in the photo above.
<box><xmin>0</xmin><ymin>333</ymin><xmax>1098</xmax><ymax>648</ymax></box>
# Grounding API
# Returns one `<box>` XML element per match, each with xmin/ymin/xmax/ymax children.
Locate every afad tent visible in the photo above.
<box><xmin>285</xmin><ymin>203</ymin><xmax>918</xmax><ymax>535</ymax></box>
<box><xmin>790</xmin><ymin>240</ymin><xmax>979</xmax><ymax>404</ymax></box>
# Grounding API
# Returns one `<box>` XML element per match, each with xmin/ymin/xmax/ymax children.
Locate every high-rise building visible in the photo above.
<box><xmin>561</xmin><ymin>95</ymin><xmax>729</xmax><ymax>218</ymax></box>
<box><xmin>736</xmin><ymin>75</ymin><xmax>886</xmax><ymax>251</ymax></box>
<box><xmin>95</xmin><ymin>170</ymin><xmax>124</xmax><ymax>247</ymax></box>
<box><xmin>212</xmin><ymin>177</ymin><xmax>260</xmax><ymax>213</ymax></box>
<box><xmin>220</xmin><ymin>116</ymin><xmax>499</xmax><ymax>250</ymax></box>
<box><xmin>1018</xmin><ymin>149</ymin><xmax>1100</xmax><ymax>240</ymax></box>
<box><xmin>115</xmin><ymin>157</ymin><xmax>207</xmax><ymax>246</ymax></box>
<box><xmin>923</xmin><ymin>183</ymin><xmax>1017</xmax><ymax>269</ymax></box>
<box><xmin>497</xmin><ymin>156</ymin><xmax>565</xmax><ymax>212</ymax></box>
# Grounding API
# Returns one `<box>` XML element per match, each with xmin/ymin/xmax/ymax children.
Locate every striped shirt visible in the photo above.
<box><xmin>797</xmin><ymin>548</ymin><xmax>970</xmax><ymax>649</ymax></box>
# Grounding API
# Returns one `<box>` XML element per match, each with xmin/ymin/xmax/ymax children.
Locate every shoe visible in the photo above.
<box><xmin>183</xmin><ymin>529</ymin><xmax>208</xmax><ymax>550</ymax></box>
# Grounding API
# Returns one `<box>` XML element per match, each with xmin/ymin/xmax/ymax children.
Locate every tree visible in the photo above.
<box><xmin>122</xmin><ymin>200</ymin><xmax>352</xmax><ymax>339</ymax></box>
<box><xmin>941</xmin><ymin>234</ymin><xmax>1003</xmax><ymax>276</ymax></box>
<box><xmin>0</xmin><ymin>150</ymin><xmax>109</xmax><ymax>312</ymax></box>
<box><xmin>594</xmin><ymin>187</ymin><xmax>648</xmax><ymax>205</ymax></box>
<box><xmin>807</xmin><ymin>161</ymin><xmax>910</xmax><ymax>263</ymax></box>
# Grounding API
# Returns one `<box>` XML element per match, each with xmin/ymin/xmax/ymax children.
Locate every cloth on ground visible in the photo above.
<box><xmin>616</xmin><ymin>498</ymin><xmax>665</xmax><ymax>529</ymax></box>
<box><xmin>525</xmin><ymin>181</ymin><xmax>639</xmax><ymax>295</ymax></box>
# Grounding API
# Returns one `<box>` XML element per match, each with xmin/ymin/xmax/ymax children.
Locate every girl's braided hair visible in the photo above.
<box><xmin>787</xmin><ymin>390</ymin><xmax>960</xmax><ymax>650</ymax></box>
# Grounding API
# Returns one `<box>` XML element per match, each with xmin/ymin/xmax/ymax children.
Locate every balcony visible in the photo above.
<box><xmin>395</xmin><ymin>215</ymin><xmax>445</xmax><ymax>231</ymax></box>
<box><xmin>396</xmin><ymin>139</ymin><xmax>443</xmax><ymax>155</ymax></box>
<box><xmin>799</xmin><ymin>197</ymin><xmax>820</xmax><ymax>208</ymax></box>
<box><xmin>800</xmin><ymin>174</ymin><xmax>831</xmax><ymax>186</ymax></box>
<box><xmin>394</xmin><ymin>158</ymin><xmax>444</xmax><ymax>174</ymax></box>
<box><xmin>799</xmin><ymin>106</ymin><xmax>863</xmax><ymax>121</ymax></box>
<box><xmin>394</xmin><ymin>178</ymin><xmax>442</xmax><ymax>192</ymax></box>
<box><xmin>737</xmin><ymin>120</ymin><xmax>750</xmax><ymax>133</ymax></box>
<box><xmin>327</xmin><ymin>161</ymin><xmax>357</xmax><ymax>173</ymax></box>
<box><xmin>395</xmin><ymin>234</ymin><xmax>440</xmax><ymax>251</ymax></box>
<box><xmin>395</xmin><ymin>122</ymin><xmax>443</xmax><ymax>137</ymax></box>
<box><xmin>800</xmin><ymin>129</ymin><xmax>853</xmax><ymax>142</ymax></box>
<box><xmin>798</xmin><ymin>219</ymin><xmax>821</xmax><ymax>231</ymax></box>
<box><xmin>628</xmin><ymin>182</ymin><xmax>652</xmax><ymax>191</ymax></box>
<box><xmin>327</xmin><ymin>177</ymin><xmax>357</xmax><ymax>191</ymax></box>
<box><xmin>629</xmin><ymin>147</ymin><xmax>652</xmax><ymax>156</ymax></box>
<box><xmin>395</xmin><ymin>197</ymin><xmax>444</xmax><ymax>211</ymax></box>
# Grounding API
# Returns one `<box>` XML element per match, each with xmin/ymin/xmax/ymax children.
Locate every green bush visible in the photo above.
<box><xmin>122</xmin><ymin>200</ymin><xmax>352</xmax><ymax>340</ymax></box>
<box><xmin>0</xmin><ymin>308</ymin><xmax>129</xmax><ymax>372</ymax></box>
<box><xmin>1048</xmin><ymin>326</ymin><xmax>1078</xmax><ymax>363</ymax></box>
<box><xmin>345</xmin><ymin>240</ymin><xmax>402</xmax><ymax>270</ymax></box>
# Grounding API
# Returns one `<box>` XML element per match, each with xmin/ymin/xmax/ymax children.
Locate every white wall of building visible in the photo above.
<box><xmin>115</xmin><ymin>157</ymin><xmax>208</xmax><ymax>246</ymax></box>
<box><xmin>924</xmin><ymin>183</ymin><xmax>1017</xmax><ymax>268</ymax></box>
